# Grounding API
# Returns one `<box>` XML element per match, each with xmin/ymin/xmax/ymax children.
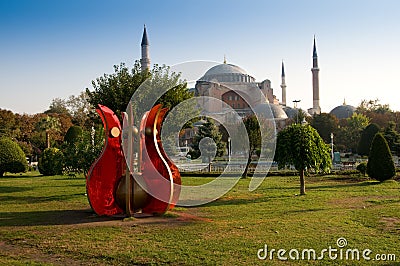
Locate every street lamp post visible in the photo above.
<box><xmin>228</xmin><ymin>137</ymin><xmax>231</xmax><ymax>161</ymax></box>
<box><xmin>330</xmin><ymin>133</ymin><xmax>334</xmax><ymax>162</ymax></box>
<box><xmin>293</xmin><ymin>100</ymin><xmax>301</xmax><ymax>124</ymax></box>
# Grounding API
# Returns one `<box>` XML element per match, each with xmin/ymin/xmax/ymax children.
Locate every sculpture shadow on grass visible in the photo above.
<box><xmin>0</xmin><ymin>193</ymin><xmax>84</xmax><ymax>204</ymax></box>
<box><xmin>0</xmin><ymin>186</ymin><xmax>33</xmax><ymax>194</ymax></box>
<box><xmin>0</xmin><ymin>209</ymin><xmax>117</xmax><ymax>227</ymax></box>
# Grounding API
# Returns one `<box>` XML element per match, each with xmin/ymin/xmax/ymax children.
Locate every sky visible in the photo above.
<box><xmin>1</xmin><ymin>0</ymin><xmax>400</xmax><ymax>114</ymax></box>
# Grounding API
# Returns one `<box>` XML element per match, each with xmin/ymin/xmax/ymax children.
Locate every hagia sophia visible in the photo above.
<box><xmin>139</xmin><ymin>26</ymin><xmax>356</xmax><ymax>126</ymax></box>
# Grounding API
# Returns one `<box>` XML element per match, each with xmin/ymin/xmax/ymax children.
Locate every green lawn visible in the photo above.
<box><xmin>0</xmin><ymin>172</ymin><xmax>399</xmax><ymax>265</ymax></box>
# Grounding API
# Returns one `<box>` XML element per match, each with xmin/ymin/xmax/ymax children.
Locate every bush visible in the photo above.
<box><xmin>38</xmin><ymin>148</ymin><xmax>64</xmax><ymax>176</ymax></box>
<box><xmin>0</xmin><ymin>138</ymin><xmax>28</xmax><ymax>176</ymax></box>
<box><xmin>62</xmin><ymin>127</ymin><xmax>104</xmax><ymax>176</ymax></box>
<box><xmin>358</xmin><ymin>123</ymin><xmax>380</xmax><ymax>156</ymax></box>
<box><xmin>64</xmin><ymin>126</ymin><xmax>83</xmax><ymax>144</ymax></box>
<box><xmin>356</xmin><ymin>162</ymin><xmax>367</xmax><ymax>176</ymax></box>
<box><xmin>367</xmin><ymin>133</ymin><xmax>395</xmax><ymax>182</ymax></box>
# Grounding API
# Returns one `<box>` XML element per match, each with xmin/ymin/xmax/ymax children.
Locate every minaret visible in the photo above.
<box><xmin>310</xmin><ymin>35</ymin><xmax>321</xmax><ymax>114</ymax></box>
<box><xmin>140</xmin><ymin>25</ymin><xmax>150</xmax><ymax>73</ymax></box>
<box><xmin>280</xmin><ymin>61</ymin><xmax>287</xmax><ymax>106</ymax></box>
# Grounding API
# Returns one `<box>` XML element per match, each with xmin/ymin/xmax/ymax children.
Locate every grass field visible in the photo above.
<box><xmin>0</xmin><ymin>171</ymin><xmax>399</xmax><ymax>265</ymax></box>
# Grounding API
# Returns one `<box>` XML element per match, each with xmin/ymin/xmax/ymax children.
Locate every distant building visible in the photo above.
<box><xmin>138</xmin><ymin>26</ymin><xmax>324</xmax><ymax>125</ymax></box>
<box><xmin>330</xmin><ymin>100</ymin><xmax>356</xmax><ymax>119</ymax></box>
<box><xmin>194</xmin><ymin>62</ymin><xmax>285</xmax><ymax>121</ymax></box>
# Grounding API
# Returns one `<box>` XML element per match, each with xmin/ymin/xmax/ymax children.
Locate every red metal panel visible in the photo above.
<box><xmin>141</xmin><ymin>105</ymin><xmax>181</xmax><ymax>214</ymax></box>
<box><xmin>86</xmin><ymin>104</ymin><xmax>124</xmax><ymax>216</ymax></box>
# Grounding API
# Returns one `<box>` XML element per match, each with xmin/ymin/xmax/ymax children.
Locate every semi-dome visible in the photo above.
<box><xmin>253</xmin><ymin>103</ymin><xmax>288</xmax><ymax>120</ymax></box>
<box><xmin>330</xmin><ymin>104</ymin><xmax>356</xmax><ymax>119</ymax></box>
<box><xmin>199</xmin><ymin>63</ymin><xmax>255</xmax><ymax>83</ymax></box>
<box><xmin>283</xmin><ymin>106</ymin><xmax>312</xmax><ymax>119</ymax></box>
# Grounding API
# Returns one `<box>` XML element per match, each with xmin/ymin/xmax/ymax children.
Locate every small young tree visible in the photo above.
<box><xmin>242</xmin><ymin>115</ymin><xmax>261</xmax><ymax>178</ymax></box>
<box><xmin>367</xmin><ymin>133</ymin><xmax>395</xmax><ymax>182</ymax></box>
<box><xmin>275</xmin><ymin>124</ymin><xmax>331</xmax><ymax>195</ymax></box>
<box><xmin>0</xmin><ymin>138</ymin><xmax>28</xmax><ymax>176</ymax></box>
<box><xmin>191</xmin><ymin>119</ymin><xmax>225</xmax><ymax>171</ymax></box>
<box><xmin>357</xmin><ymin>123</ymin><xmax>380</xmax><ymax>156</ymax></box>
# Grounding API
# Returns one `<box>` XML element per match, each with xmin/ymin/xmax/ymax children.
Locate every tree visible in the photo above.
<box><xmin>66</xmin><ymin>91</ymin><xmax>95</xmax><ymax>128</ymax></box>
<box><xmin>383</xmin><ymin>121</ymin><xmax>400</xmax><ymax>156</ymax></box>
<box><xmin>14</xmin><ymin>113</ymin><xmax>36</xmax><ymax>157</ymax></box>
<box><xmin>357</xmin><ymin>123</ymin><xmax>380</xmax><ymax>156</ymax></box>
<box><xmin>35</xmin><ymin>116</ymin><xmax>61</xmax><ymax>149</ymax></box>
<box><xmin>367</xmin><ymin>133</ymin><xmax>395</xmax><ymax>182</ymax></box>
<box><xmin>310</xmin><ymin>113</ymin><xmax>339</xmax><ymax>143</ymax></box>
<box><xmin>288</xmin><ymin>109</ymin><xmax>311</xmax><ymax>125</ymax></box>
<box><xmin>64</xmin><ymin>126</ymin><xmax>83</xmax><ymax>144</ymax></box>
<box><xmin>45</xmin><ymin>98</ymin><xmax>70</xmax><ymax>115</ymax></box>
<box><xmin>62</xmin><ymin>127</ymin><xmax>104</xmax><ymax>175</ymax></box>
<box><xmin>191</xmin><ymin>119</ymin><xmax>225</xmax><ymax>171</ymax></box>
<box><xmin>357</xmin><ymin>99</ymin><xmax>391</xmax><ymax>114</ymax></box>
<box><xmin>86</xmin><ymin>62</ymin><xmax>192</xmax><ymax>121</ymax></box>
<box><xmin>48</xmin><ymin>92</ymin><xmax>96</xmax><ymax>129</ymax></box>
<box><xmin>0</xmin><ymin>109</ymin><xmax>17</xmax><ymax>139</ymax></box>
<box><xmin>335</xmin><ymin>113</ymin><xmax>370</xmax><ymax>153</ymax></box>
<box><xmin>0</xmin><ymin>138</ymin><xmax>28</xmax><ymax>176</ymax></box>
<box><xmin>357</xmin><ymin>99</ymin><xmax>393</xmax><ymax>128</ymax></box>
<box><xmin>275</xmin><ymin>124</ymin><xmax>331</xmax><ymax>195</ymax></box>
<box><xmin>242</xmin><ymin>115</ymin><xmax>261</xmax><ymax>178</ymax></box>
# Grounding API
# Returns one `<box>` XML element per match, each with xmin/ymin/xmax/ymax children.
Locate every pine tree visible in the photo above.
<box><xmin>367</xmin><ymin>133</ymin><xmax>395</xmax><ymax>182</ymax></box>
<box><xmin>383</xmin><ymin>122</ymin><xmax>400</xmax><ymax>156</ymax></box>
<box><xmin>357</xmin><ymin>123</ymin><xmax>380</xmax><ymax>156</ymax></box>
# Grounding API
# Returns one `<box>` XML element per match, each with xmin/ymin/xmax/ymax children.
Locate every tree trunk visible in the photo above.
<box><xmin>299</xmin><ymin>168</ymin><xmax>306</xmax><ymax>195</ymax></box>
<box><xmin>242</xmin><ymin>153</ymin><xmax>252</xmax><ymax>179</ymax></box>
<box><xmin>46</xmin><ymin>131</ymin><xmax>50</xmax><ymax>149</ymax></box>
<box><xmin>208</xmin><ymin>156</ymin><xmax>212</xmax><ymax>172</ymax></box>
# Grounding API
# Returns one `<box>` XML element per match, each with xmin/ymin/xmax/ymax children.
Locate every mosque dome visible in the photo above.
<box><xmin>199</xmin><ymin>63</ymin><xmax>256</xmax><ymax>83</ymax></box>
<box><xmin>330</xmin><ymin>104</ymin><xmax>356</xmax><ymax>119</ymax></box>
<box><xmin>253</xmin><ymin>103</ymin><xmax>288</xmax><ymax>120</ymax></box>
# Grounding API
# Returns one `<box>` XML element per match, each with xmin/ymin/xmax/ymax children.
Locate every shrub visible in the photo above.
<box><xmin>356</xmin><ymin>162</ymin><xmax>367</xmax><ymax>176</ymax></box>
<box><xmin>357</xmin><ymin>123</ymin><xmax>380</xmax><ymax>156</ymax></box>
<box><xmin>367</xmin><ymin>133</ymin><xmax>395</xmax><ymax>182</ymax></box>
<box><xmin>64</xmin><ymin>126</ymin><xmax>83</xmax><ymax>144</ymax></box>
<box><xmin>38</xmin><ymin>148</ymin><xmax>64</xmax><ymax>176</ymax></box>
<box><xmin>62</xmin><ymin>127</ymin><xmax>104</xmax><ymax>176</ymax></box>
<box><xmin>0</xmin><ymin>138</ymin><xmax>28</xmax><ymax>176</ymax></box>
